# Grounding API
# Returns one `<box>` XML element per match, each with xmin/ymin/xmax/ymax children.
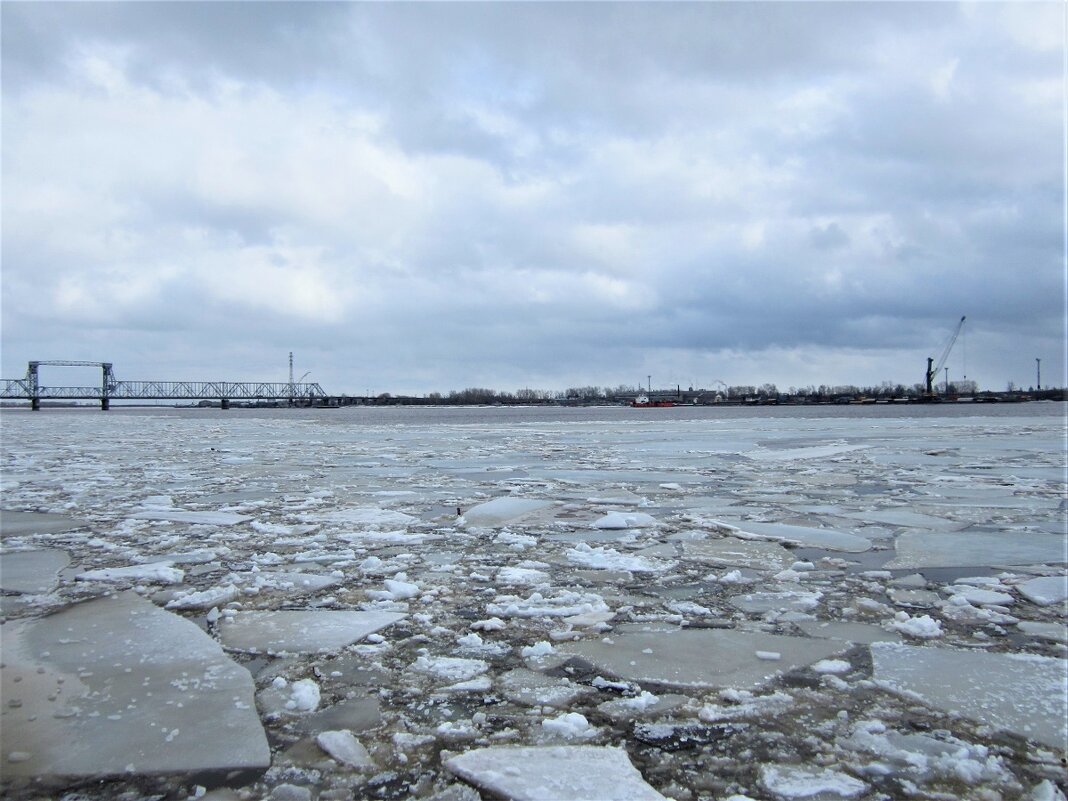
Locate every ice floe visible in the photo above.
<box><xmin>871</xmin><ymin>642</ymin><xmax>1068</xmax><ymax>749</ymax></box>
<box><xmin>886</xmin><ymin>530</ymin><xmax>1067</xmax><ymax>569</ymax></box>
<box><xmin>445</xmin><ymin>745</ymin><xmax>668</xmax><ymax>801</ymax></box>
<box><xmin>559</xmin><ymin>624</ymin><xmax>846</xmax><ymax>690</ymax></box>
<box><xmin>462</xmin><ymin>497</ymin><xmax>553</xmax><ymax>526</ymax></box>
<box><xmin>717</xmin><ymin>520</ymin><xmax>872</xmax><ymax>553</ymax></box>
<box><xmin>0</xmin><ymin>548</ymin><xmax>69</xmax><ymax>593</ymax></box>
<box><xmin>0</xmin><ymin>591</ymin><xmax>269</xmax><ymax>777</ymax></box>
<box><xmin>218</xmin><ymin>610</ymin><xmax>406</xmax><ymax>653</ymax></box>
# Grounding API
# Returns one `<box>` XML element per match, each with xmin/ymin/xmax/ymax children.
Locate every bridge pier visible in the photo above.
<box><xmin>101</xmin><ymin>398</ymin><xmax>110</xmax><ymax>411</ymax></box>
<box><xmin>31</xmin><ymin>397</ymin><xmax>40</xmax><ymax>411</ymax></box>
<box><xmin>220</xmin><ymin>398</ymin><xmax>230</xmax><ymax>410</ymax></box>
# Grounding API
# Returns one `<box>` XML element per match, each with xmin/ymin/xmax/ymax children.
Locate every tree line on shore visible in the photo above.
<box><xmin>368</xmin><ymin>381</ymin><xmax>1065</xmax><ymax>405</ymax></box>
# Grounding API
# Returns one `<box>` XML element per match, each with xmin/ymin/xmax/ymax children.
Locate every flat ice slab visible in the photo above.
<box><xmin>871</xmin><ymin>642</ymin><xmax>1068</xmax><ymax>750</ymax></box>
<box><xmin>759</xmin><ymin>764</ymin><xmax>867</xmax><ymax>799</ymax></box>
<box><xmin>719</xmin><ymin>520</ymin><xmax>871</xmax><ymax>553</ymax></box>
<box><xmin>559</xmin><ymin>624</ymin><xmax>845</xmax><ymax>690</ymax></box>
<box><xmin>0</xmin><ymin>510</ymin><xmax>88</xmax><ymax>537</ymax></box>
<box><xmin>445</xmin><ymin>745</ymin><xmax>667</xmax><ymax>801</ymax></box>
<box><xmin>1016</xmin><ymin>575</ymin><xmax>1068</xmax><ymax>606</ymax></box>
<box><xmin>0</xmin><ymin>548</ymin><xmax>69</xmax><ymax>593</ymax></box>
<box><xmin>841</xmin><ymin>509</ymin><xmax>967</xmax><ymax>531</ymax></box>
<box><xmin>463</xmin><ymin>497</ymin><xmax>553</xmax><ymax>526</ymax></box>
<box><xmin>130</xmin><ymin>510</ymin><xmax>252</xmax><ymax>525</ymax></box>
<box><xmin>885</xmin><ymin>531</ymin><xmax>1067</xmax><ymax>569</ymax></box>
<box><xmin>219</xmin><ymin>610</ymin><xmax>406</xmax><ymax>654</ymax></box>
<box><xmin>0</xmin><ymin>591</ymin><xmax>269</xmax><ymax>777</ymax></box>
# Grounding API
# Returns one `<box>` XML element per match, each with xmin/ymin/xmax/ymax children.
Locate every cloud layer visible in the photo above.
<box><xmin>2</xmin><ymin>3</ymin><xmax>1063</xmax><ymax>393</ymax></box>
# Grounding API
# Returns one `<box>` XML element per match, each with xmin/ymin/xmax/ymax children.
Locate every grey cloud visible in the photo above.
<box><xmin>2</xmin><ymin>2</ymin><xmax>1062</xmax><ymax>393</ymax></box>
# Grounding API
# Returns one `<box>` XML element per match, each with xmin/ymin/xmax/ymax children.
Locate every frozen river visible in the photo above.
<box><xmin>1</xmin><ymin>404</ymin><xmax>1065</xmax><ymax>801</ymax></box>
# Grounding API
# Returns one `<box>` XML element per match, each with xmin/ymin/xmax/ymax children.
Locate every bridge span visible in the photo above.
<box><xmin>1</xmin><ymin>361</ymin><xmax>328</xmax><ymax>410</ymax></box>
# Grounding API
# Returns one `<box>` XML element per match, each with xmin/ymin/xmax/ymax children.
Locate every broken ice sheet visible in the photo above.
<box><xmin>75</xmin><ymin>561</ymin><xmax>185</xmax><ymax>585</ymax></box>
<box><xmin>218</xmin><ymin>610</ymin><xmax>406</xmax><ymax>654</ymax></box>
<box><xmin>680</xmin><ymin>538</ymin><xmax>797</xmax><ymax>572</ymax></box>
<box><xmin>0</xmin><ymin>591</ymin><xmax>269</xmax><ymax>777</ymax></box>
<box><xmin>306</xmin><ymin>507</ymin><xmax>418</xmax><ymax>528</ymax></box>
<box><xmin>1016</xmin><ymin>575</ymin><xmax>1068</xmax><ymax>606</ymax></box>
<box><xmin>758</xmin><ymin>764</ymin><xmax>867</xmax><ymax>799</ymax></box>
<box><xmin>840</xmin><ymin>508</ymin><xmax>968</xmax><ymax>531</ymax></box>
<box><xmin>0</xmin><ymin>510</ymin><xmax>89</xmax><ymax>537</ymax></box>
<box><xmin>885</xmin><ymin>531</ymin><xmax>1066</xmax><ymax>569</ymax></box>
<box><xmin>871</xmin><ymin>642</ymin><xmax>1068</xmax><ymax>749</ymax></box>
<box><xmin>462</xmin><ymin>497</ymin><xmax>553</xmax><ymax>526</ymax></box>
<box><xmin>498</xmin><ymin>668</ymin><xmax>590</xmax><ymax>708</ymax></box>
<box><xmin>730</xmin><ymin>589</ymin><xmax>822</xmax><ymax>615</ymax></box>
<box><xmin>0</xmin><ymin>548</ymin><xmax>69</xmax><ymax>593</ymax></box>
<box><xmin>559</xmin><ymin>623</ymin><xmax>845</xmax><ymax>690</ymax></box>
<box><xmin>718</xmin><ymin>520</ymin><xmax>872</xmax><ymax>553</ymax></box>
<box><xmin>129</xmin><ymin>509</ymin><xmax>252</xmax><ymax>525</ymax></box>
<box><xmin>795</xmin><ymin>621</ymin><xmax>901</xmax><ymax>645</ymax></box>
<box><xmin>445</xmin><ymin>745</ymin><xmax>668</xmax><ymax>801</ymax></box>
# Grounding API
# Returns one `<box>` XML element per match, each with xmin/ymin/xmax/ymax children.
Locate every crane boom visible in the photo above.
<box><xmin>925</xmin><ymin>316</ymin><xmax>966</xmax><ymax>396</ymax></box>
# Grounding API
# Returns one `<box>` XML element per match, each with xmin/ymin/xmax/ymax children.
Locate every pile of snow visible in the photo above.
<box><xmin>844</xmin><ymin>719</ymin><xmax>1012</xmax><ymax>785</ymax></box>
<box><xmin>699</xmin><ymin>690</ymin><xmax>793</xmax><ymax>722</ymax></box>
<box><xmin>497</xmin><ymin>566</ymin><xmax>551</xmax><ymax>585</ymax></box>
<box><xmin>592</xmin><ymin>511</ymin><xmax>659</xmax><ymax>530</ymax></box>
<box><xmin>542</xmin><ymin>712</ymin><xmax>598</xmax><ymax>740</ymax></box>
<box><xmin>887</xmin><ymin>612</ymin><xmax>943</xmax><ymax>639</ymax></box>
<box><xmin>812</xmin><ymin>659</ymin><xmax>852</xmax><ymax>674</ymax></box>
<box><xmin>566</xmin><ymin>543</ymin><xmax>673</xmax><ymax>573</ymax></box>
<box><xmin>285</xmin><ymin>678</ymin><xmax>320</xmax><ymax>712</ymax></box>
<box><xmin>77</xmin><ymin>561</ymin><xmax>185</xmax><ymax>585</ymax></box>
<box><xmin>520</xmin><ymin>641</ymin><xmax>555</xmax><ymax>659</ymax></box>
<box><xmin>487</xmin><ymin>590</ymin><xmax>610</xmax><ymax>618</ymax></box>
<box><xmin>758</xmin><ymin>764</ymin><xmax>867</xmax><ymax>799</ymax></box>
<box><xmin>316</xmin><ymin>730</ymin><xmax>374</xmax><ymax>769</ymax></box>
<box><xmin>410</xmin><ymin>655</ymin><xmax>489</xmax><ymax>682</ymax></box>
<box><xmin>166</xmin><ymin>583</ymin><xmax>240</xmax><ymax>610</ymax></box>
<box><xmin>368</xmin><ymin>574</ymin><xmax>420</xmax><ymax>600</ymax></box>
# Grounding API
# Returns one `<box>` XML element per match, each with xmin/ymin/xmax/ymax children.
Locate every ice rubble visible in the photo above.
<box><xmin>445</xmin><ymin>745</ymin><xmax>668</xmax><ymax>801</ymax></box>
<box><xmin>0</xmin><ymin>591</ymin><xmax>269</xmax><ymax>776</ymax></box>
<box><xmin>1</xmin><ymin>406</ymin><xmax>1064</xmax><ymax>801</ymax></box>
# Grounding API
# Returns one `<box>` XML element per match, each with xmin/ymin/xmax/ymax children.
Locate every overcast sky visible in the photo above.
<box><xmin>2</xmin><ymin>2</ymin><xmax>1064</xmax><ymax>395</ymax></box>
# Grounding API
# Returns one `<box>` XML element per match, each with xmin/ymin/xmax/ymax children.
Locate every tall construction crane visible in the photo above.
<box><xmin>925</xmin><ymin>316</ymin><xmax>966</xmax><ymax>398</ymax></box>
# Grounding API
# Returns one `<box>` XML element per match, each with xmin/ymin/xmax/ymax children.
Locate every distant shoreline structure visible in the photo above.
<box><xmin>2</xmin><ymin>387</ymin><xmax>1063</xmax><ymax>410</ymax></box>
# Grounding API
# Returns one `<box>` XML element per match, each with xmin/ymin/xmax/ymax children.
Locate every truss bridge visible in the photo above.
<box><xmin>1</xmin><ymin>361</ymin><xmax>328</xmax><ymax>410</ymax></box>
